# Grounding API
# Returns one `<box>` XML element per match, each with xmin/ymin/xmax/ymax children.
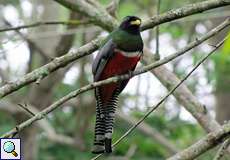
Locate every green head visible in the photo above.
<box><xmin>110</xmin><ymin>16</ymin><xmax>143</xmax><ymax>52</ymax></box>
<box><xmin>119</xmin><ymin>16</ymin><xmax>142</xmax><ymax>35</ymax></box>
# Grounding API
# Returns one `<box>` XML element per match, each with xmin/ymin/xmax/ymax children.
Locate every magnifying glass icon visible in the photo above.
<box><xmin>3</xmin><ymin>141</ymin><xmax>18</xmax><ymax>157</ymax></box>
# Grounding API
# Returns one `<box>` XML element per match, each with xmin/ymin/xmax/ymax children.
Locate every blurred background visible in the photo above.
<box><xmin>0</xmin><ymin>0</ymin><xmax>230</xmax><ymax>159</ymax></box>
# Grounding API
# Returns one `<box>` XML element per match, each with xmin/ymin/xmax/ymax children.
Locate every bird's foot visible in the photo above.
<box><xmin>128</xmin><ymin>70</ymin><xmax>133</xmax><ymax>77</ymax></box>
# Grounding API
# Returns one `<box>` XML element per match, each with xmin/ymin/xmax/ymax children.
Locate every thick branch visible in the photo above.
<box><xmin>1</xmin><ymin>33</ymin><xmax>226</xmax><ymax>139</ymax></box>
<box><xmin>0</xmin><ymin>37</ymin><xmax>102</xmax><ymax>98</ymax></box>
<box><xmin>0</xmin><ymin>0</ymin><xmax>228</xmax><ymax>99</ymax></box>
<box><xmin>53</xmin><ymin>0</ymin><xmax>118</xmax><ymax>31</ymax></box>
<box><xmin>213</xmin><ymin>138</ymin><xmax>230</xmax><ymax>160</ymax></box>
<box><xmin>167</xmin><ymin>122</ymin><xmax>230</xmax><ymax>160</ymax></box>
<box><xmin>150</xmin><ymin>65</ymin><xmax>221</xmax><ymax>132</ymax></box>
<box><xmin>0</xmin><ymin>2</ymin><xmax>228</xmax><ymax>152</ymax></box>
<box><xmin>0</xmin><ymin>101</ymin><xmax>82</xmax><ymax>149</ymax></box>
<box><xmin>141</xmin><ymin>0</ymin><xmax>230</xmax><ymax>30</ymax></box>
<box><xmin>91</xmin><ymin>35</ymin><xmax>227</xmax><ymax>160</ymax></box>
<box><xmin>0</xmin><ymin>18</ymin><xmax>228</xmax><ymax>99</ymax></box>
<box><xmin>2</xmin><ymin>0</ymin><xmax>229</xmax><ymax>33</ymax></box>
<box><xmin>55</xmin><ymin>0</ymin><xmax>230</xmax><ymax>32</ymax></box>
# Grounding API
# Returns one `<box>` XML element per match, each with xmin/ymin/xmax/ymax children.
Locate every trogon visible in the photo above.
<box><xmin>92</xmin><ymin>16</ymin><xmax>143</xmax><ymax>154</ymax></box>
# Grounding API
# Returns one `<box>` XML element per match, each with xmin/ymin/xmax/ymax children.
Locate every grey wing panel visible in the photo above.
<box><xmin>93</xmin><ymin>59</ymin><xmax>107</xmax><ymax>82</ymax></box>
<box><xmin>92</xmin><ymin>39</ymin><xmax>116</xmax><ymax>82</ymax></box>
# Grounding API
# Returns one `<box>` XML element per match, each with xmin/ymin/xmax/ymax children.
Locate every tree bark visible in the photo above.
<box><xmin>210</xmin><ymin>6</ymin><xmax>230</xmax><ymax>124</ymax></box>
<box><xmin>14</xmin><ymin>1</ymin><xmax>77</xmax><ymax>159</ymax></box>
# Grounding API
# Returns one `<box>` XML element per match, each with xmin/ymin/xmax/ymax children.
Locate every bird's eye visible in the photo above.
<box><xmin>130</xmin><ymin>19</ymin><xmax>141</xmax><ymax>25</ymax></box>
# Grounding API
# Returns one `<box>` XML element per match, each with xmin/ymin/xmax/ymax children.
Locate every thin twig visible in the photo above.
<box><xmin>0</xmin><ymin>20</ymin><xmax>89</xmax><ymax>33</ymax></box>
<box><xmin>1</xmin><ymin>32</ymin><xmax>227</xmax><ymax>139</ymax></box>
<box><xmin>0</xmin><ymin>36</ymin><xmax>102</xmax><ymax>98</ymax></box>
<box><xmin>17</xmin><ymin>103</ymin><xmax>36</xmax><ymax>116</ymax></box>
<box><xmin>1</xmin><ymin>100</ymin><xmax>83</xmax><ymax>148</ymax></box>
<box><xmin>91</xmin><ymin>35</ymin><xmax>228</xmax><ymax>160</ymax></box>
<box><xmin>141</xmin><ymin>0</ymin><xmax>230</xmax><ymax>30</ymax></box>
<box><xmin>3</xmin><ymin>19</ymin><xmax>50</xmax><ymax>60</ymax></box>
<box><xmin>0</xmin><ymin>18</ymin><xmax>229</xmax><ymax>99</ymax></box>
<box><xmin>155</xmin><ymin>0</ymin><xmax>161</xmax><ymax>60</ymax></box>
<box><xmin>213</xmin><ymin>138</ymin><xmax>230</xmax><ymax>160</ymax></box>
<box><xmin>117</xmin><ymin>110</ymin><xmax>179</xmax><ymax>154</ymax></box>
<box><xmin>0</xmin><ymin>0</ymin><xmax>227</xmax><ymax>33</ymax></box>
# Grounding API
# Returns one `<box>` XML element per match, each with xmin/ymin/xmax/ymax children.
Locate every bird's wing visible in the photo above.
<box><xmin>92</xmin><ymin>39</ymin><xmax>116</xmax><ymax>82</ymax></box>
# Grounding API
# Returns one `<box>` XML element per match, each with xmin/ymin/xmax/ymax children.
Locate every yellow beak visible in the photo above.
<box><xmin>130</xmin><ymin>19</ymin><xmax>141</xmax><ymax>25</ymax></box>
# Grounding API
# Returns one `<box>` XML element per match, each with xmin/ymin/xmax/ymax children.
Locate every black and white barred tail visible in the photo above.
<box><xmin>92</xmin><ymin>88</ymin><xmax>119</xmax><ymax>154</ymax></box>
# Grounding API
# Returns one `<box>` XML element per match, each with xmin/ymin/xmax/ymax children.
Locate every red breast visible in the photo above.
<box><xmin>99</xmin><ymin>51</ymin><xmax>141</xmax><ymax>104</ymax></box>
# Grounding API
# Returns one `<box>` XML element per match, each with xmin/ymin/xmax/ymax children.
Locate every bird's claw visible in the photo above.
<box><xmin>128</xmin><ymin>70</ymin><xmax>133</xmax><ymax>77</ymax></box>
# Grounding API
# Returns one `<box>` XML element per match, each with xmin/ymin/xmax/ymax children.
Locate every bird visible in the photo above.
<box><xmin>91</xmin><ymin>16</ymin><xmax>143</xmax><ymax>154</ymax></box>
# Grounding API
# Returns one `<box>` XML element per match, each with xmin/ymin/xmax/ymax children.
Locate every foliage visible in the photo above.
<box><xmin>212</xmin><ymin>33</ymin><xmax>230</xmax><ymax>92</ymax></box>
<box><xmin>0</xmin><ymin>0</ymin><xmax>229</xmax><ymax>160</ymax></box>
<box><xmin>38</xmin><ymin>110</ymin><xmax>206</xmax><ymax>160</ymax></box>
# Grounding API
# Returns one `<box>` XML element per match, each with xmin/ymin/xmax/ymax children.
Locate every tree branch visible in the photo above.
<box><xmin>117</xmin><ymin>110</ymin><xmax>179</xmax><ymax>155</ymax></box>
<box><xmin>0</xmin><ymin>18</ymin><xmax>228</xmax><ymax>99</ymax></box>
<box><xmin>3</xmin><ymin>19</ymin><xmax>50</xmax><ymax>61</ymax></box>
<box><xmin>2</xmin><ymin>0</ymin><xmax>226</xmax><ymax>34</ymax></box>
<box><xmin>213</xmin><ymin>138</ymin><xmax>230</xmax><ymax>160</ymax></box>
<box><xmin>1</xmin><ymin>0</ymin><xmax>228</xmax><ymax>158</ymax></box>
<box><xmin>0</xmin><ymin>3</ymin><xmax>228</xmax><ymax>156</ymax></box>
<box><xmin>0</xmin><ymin>37</ymin><xmax>102</xmax><ymax>98</ymax></box>
<box><xmin>106</xmin><ymin>0</ymin><xmax>120</xmax><ymax>17</ymax></box>
<box><xmin>0</xmin><ymin>20</ymin><xmax>88</xmax><ymax>33</ymax></box>
<box><xmin>55</xmin><ymin>0</ymin><xmax>230</xmax><ymax>32</ymax></box>
<box><xmin>0</xmin><ymin>101</ymin><xmax>83</xmax><ymax>149</ymax></box>
<box><xmin>155</xmin><ymin>0</ymin><xmax>161</xmax><ymax>60</ymax></box>
<box><xmin>141</xmin><ymin>0</ymin><xmax>230</xmax><ymax>30</ymax></box>
<box><xmin>0</xmin><ymin>0</ymin><xmax>229</xmax><ymax>98</ymax></box>
<box><xmin>2</xmin><ymin>30</ymin><xmax>226</xmax><ymax>139</ymax></box>
<box><xmin>91</xmin><ymin>35</ymin><xmax>227</xmax><ymax>160</ymax></box>
<box><xmin>53</xmin><ymin>0</ymin><xmax>118</xmax><ymax>31</ymax></box>
<box><xmin>167</xmin><ymin>122</ymin><xmax>230</xmax><ymax>160</ymax></box>
<box><xmin>148</xmin><ymin>64</ymin><xmax>221</xmax><ymax>133</ymax></box>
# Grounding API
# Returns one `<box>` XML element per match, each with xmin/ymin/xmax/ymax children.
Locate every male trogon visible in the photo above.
<box><xmin>92</xmin><ymin>16</ymin><xmax>143</xmax><ymax>154</ymax></box>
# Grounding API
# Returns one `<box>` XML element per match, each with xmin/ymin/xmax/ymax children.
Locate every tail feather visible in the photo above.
<box><xmin>104</xmin><ymin>89</ymin><xmax>119</xmax><ymax>153</ymax></box>
<box><xmin>105</xmin><ymin>138</ymin><xmax>112</xmax><ymax>153</ymax></box>
<box><xmin>93</xmin><ymin>88</ymin><xmax>119</xmax><ymax>154</ymax></box>
<box><xmin>92</xmin><ymin>88</ymin><xmax>105</xmax><ymax>154</ymax></box>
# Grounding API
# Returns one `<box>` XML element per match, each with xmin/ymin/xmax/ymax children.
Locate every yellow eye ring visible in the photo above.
<box><xmin>130</xmin><ymin>19</ymin><xmax>141</xmax><ymax>25</ymax></box>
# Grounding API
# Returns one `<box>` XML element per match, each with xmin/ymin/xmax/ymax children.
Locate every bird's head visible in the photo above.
<box><xmin>119</xmin><ymin>16</ymin><xmax>141</xmax><ymax>34</ymax></box>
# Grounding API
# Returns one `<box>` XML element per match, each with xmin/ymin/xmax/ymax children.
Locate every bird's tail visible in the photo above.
<box><xmin>104</xmin><ymin>91</ymin><xmax>119</xmax><ymax>153</ymax></box>
<box><xmin>92</xmin><ymin>88</ymin><xmax>106</xmax><ymax>154</ymax></box>
<box><xmin>92</xmin><ymin>88</ymin><xmax>119</xmax><ymax>154</ymax></box>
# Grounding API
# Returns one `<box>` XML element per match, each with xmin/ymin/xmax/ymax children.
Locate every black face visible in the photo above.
<box><xmin>119</xmin><ymin>16</ymin><xmax>141</xmax><ymax>34</ymax></box>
